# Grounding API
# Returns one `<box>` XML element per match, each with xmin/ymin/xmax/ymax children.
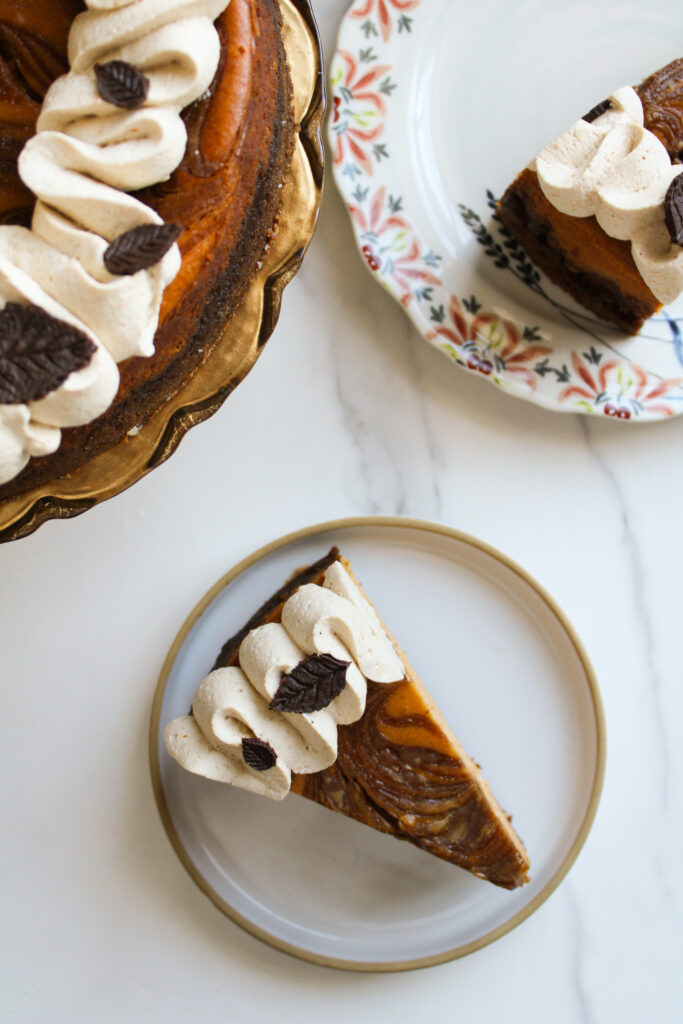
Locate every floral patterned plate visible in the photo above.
<box><xmin>330</xmin><ymin>0</ymin><xmax>683</xmax><ymax>421</ymax></box>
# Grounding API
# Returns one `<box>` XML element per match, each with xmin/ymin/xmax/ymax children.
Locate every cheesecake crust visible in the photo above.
<box><xmin>498</xmin><ymin>168</ymin><xmax>660</xmax><ymax>333</ymax></box>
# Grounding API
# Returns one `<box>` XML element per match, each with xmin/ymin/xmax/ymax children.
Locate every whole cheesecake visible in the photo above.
<box><xmin>0</xmin><ymin>0</ymin><xmax>293</xmax><ymax>500</ymax></box>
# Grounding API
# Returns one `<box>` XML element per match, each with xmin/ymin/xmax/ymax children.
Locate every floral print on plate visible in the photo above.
<box><xmin>329</xmin><ymin>0</ymin><xmax>683</xmax><ymax>421</ymax></box>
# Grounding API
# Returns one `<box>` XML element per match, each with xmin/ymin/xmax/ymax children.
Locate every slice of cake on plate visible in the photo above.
<box><xmin>498</xmin><ymin>58</ymin><xmax>683</xmax><ymax>334</ymax></box>
<box><xmin>164</xmin><ymin>547</ymin><xmax>531</xmax><ymax>890</ymax></box>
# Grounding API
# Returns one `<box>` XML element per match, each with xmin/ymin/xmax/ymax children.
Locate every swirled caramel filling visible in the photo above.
<box><xmin>638</xmin><ymin>57</ymin><xmax>683</xmax><ymax>163</ymax></box>
<box><xmin>292</xmin><ymin>679</ymin><xmax>529</xmax><ymax>890</ymax></box>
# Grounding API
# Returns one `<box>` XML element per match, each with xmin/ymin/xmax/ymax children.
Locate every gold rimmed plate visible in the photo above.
<box><xmin>150</xmin><ymin>516</ymin><xmax>606</xmax><ymax>972</ymax></box>
<box><xmin>0</xmin><ymin>0</ymin><xmax>324</xmax><ymax>543</ymax></box>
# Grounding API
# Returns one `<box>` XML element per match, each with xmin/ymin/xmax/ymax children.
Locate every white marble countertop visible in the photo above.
<box><xmin>1</xmin><ymin>1</ymin><xmax>681</xmax><ymax>1019</ymax></box>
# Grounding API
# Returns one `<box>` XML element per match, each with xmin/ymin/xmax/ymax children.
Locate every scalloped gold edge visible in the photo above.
<box><xmin>149</xmin><ymin>515</ymin><xmax>606</xmax><ymax>973</ymax></box>
<box><xmin>0</xmin><ymin>0</ymin><xmax>323</xmax><ymax>543</ymax></box>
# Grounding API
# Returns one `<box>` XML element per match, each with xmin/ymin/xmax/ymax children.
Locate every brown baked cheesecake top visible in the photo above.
<box><xmin>164</xmin><ymin>548</ymin><xmax>530</xmax><ymax>890</ymax></box>
<box><xmin>0</xmin><ymin>0</ymin><xmax>293</xmax><ymax>497</ymax></box>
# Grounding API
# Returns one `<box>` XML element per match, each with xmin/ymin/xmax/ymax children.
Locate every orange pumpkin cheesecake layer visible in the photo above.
<box><xmin>498</xmin><ymin>168</ymin><xmax>660</xmax><ymax>332</ymax></box>
<box><xmin>0</xmin><ymin>0</ymin><xmax>294</xmax><ymax>500</ymax></box>
<box><xmin>214</xmin><ymin>548</ymin><xmax>531</xmax><ymax>891</ymax></box>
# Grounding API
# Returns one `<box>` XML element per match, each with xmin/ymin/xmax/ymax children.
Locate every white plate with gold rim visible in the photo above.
<box><xmin>150</xmin><ymin>517</ymin><xmax>605</xmax><ymax>971</ymax></box>
<box><xmin>330</xmin><ymin>0</ymin><xmax>683</xmax><ymax>421</ymax></box>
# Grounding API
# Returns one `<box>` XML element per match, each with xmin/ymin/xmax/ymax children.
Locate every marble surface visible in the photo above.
<box><xmin>1</xmin><ymin>1</ymin><xmax>682</xmax><ymax>1019</ymax></box>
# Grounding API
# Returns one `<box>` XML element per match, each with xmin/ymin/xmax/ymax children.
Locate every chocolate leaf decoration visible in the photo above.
<box><xmin>242</xmin><ymin>737</ymin><xmax>277</xmax><ymax>772</ymax></box>
<box><xmin>94</xmin><ymin>60</ymin><xmax>149</xmax><ymax>110</ymax></box>
<box><xmin>270</xmin><ymin>653</ymin><xmax>350</xmax><ymax>714</ymax></box>
<box><xmin>664</xmin><ymin>173</ymin><xmax>683</xmax><ymax>247</ymax></box>
<box><xmin>104</xmin><ymin>222</ymin><xmax>183</xmax><ymax>276</ymax></box>
<box><xmin>582</xmin><ymin>98</ymin><xmax>612</xmax><ymax>123</ymax></box>
<box><xmin>0</xmin><ymin>303</ymin><xmax>95</xmax><ymax>405</ymax></box>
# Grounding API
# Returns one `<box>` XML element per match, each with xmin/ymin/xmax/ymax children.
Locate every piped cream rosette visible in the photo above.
<box><xmin>0</xmin><ymin>0</ymin><xmax>230</xmax><ymax>485</ymax></box>
<box><xmin>164</xmin><ymin>562</ymin><xmax>406</xmax><ymax>800</ymax></box>
<box><xmin>534</xmin><ymin>86</ymin><xmax>683</xmax><ymax>304</ymax></box>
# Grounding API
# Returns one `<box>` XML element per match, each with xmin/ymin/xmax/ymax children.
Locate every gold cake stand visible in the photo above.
<box><xmin>0</xmin><ymin>0</ymin><xmax>324</xmax><ymax>543</ymax></box>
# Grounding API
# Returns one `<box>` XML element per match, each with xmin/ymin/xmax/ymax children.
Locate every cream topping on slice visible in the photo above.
<box><xmin>534</xmin><ymin>86</ymin><xmax>683</xmax><ymax>305</ymax></box>
<box><xmin>164</xmin><ymin>562</ymin><xmax>406</xmax><ymax>800</ymax></box>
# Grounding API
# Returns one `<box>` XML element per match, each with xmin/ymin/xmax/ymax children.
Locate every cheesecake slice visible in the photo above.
<box><xmin>498</xmin><ymin>58</ymin><xmax>683</xmax><ymax>334</ymax></box>
<box><xmin>165</xmin><ymin>547</ymin><xmax>530</xmax><ymax>890</ymax></box>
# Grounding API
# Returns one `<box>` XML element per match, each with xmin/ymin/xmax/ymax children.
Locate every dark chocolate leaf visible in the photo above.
<box><xmin>104</xmin><ymin>222</ymin><xmax>183</xmax><ymax>276</ymax></box>
<box><xmin>664</xmin><ymin>173</ymin><xmax>683</xmax><ymax>247</ymax></box>
<box><xmin>94</xmin><ymin>60</ymin><xmax>150</xmax><ymax>110</ymax></box>
<box><xmin>0</xmin><ymin>302</ymin><xmax>95</xmax><ymax>405</ymax></box>
<box><xmin>582</xmin><ymin>98</ymin><xmax>612</xmax><ymax>123</ymax></box>
<box><xmin>269</xmin><ymin>653</ymin><xmax>350</xmax><ymax>714</ymax></box>
<box><xmin>242</xmin><ymin>737</ymin><xmax>277</xmax><ymax>772</ymax></box>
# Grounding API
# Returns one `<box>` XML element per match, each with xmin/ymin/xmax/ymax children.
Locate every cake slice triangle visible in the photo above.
<box><xmin>498</xmin><ymin>58</ymin><xmax>683</xmax><ymax>334</ymax></box>
<box><xmin>204</xmin><ymin>546</ymin><xmax>530</xmax><ymax>890</ymax></box>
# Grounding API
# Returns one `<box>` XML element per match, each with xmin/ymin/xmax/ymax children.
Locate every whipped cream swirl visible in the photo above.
<box><xmin>164</xmin><ymin>562</ymin><xmax>406</xmax><ymax>800</ymax></box>
<box><xmin>534</xmin><ymin>87</ymin><xmax>683</xmax><ymax>306</ymax></box>
<box><xmin>0</xmin><ymin>0</ymin><xmax>230</xmax><ymax>485</ymax></box>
